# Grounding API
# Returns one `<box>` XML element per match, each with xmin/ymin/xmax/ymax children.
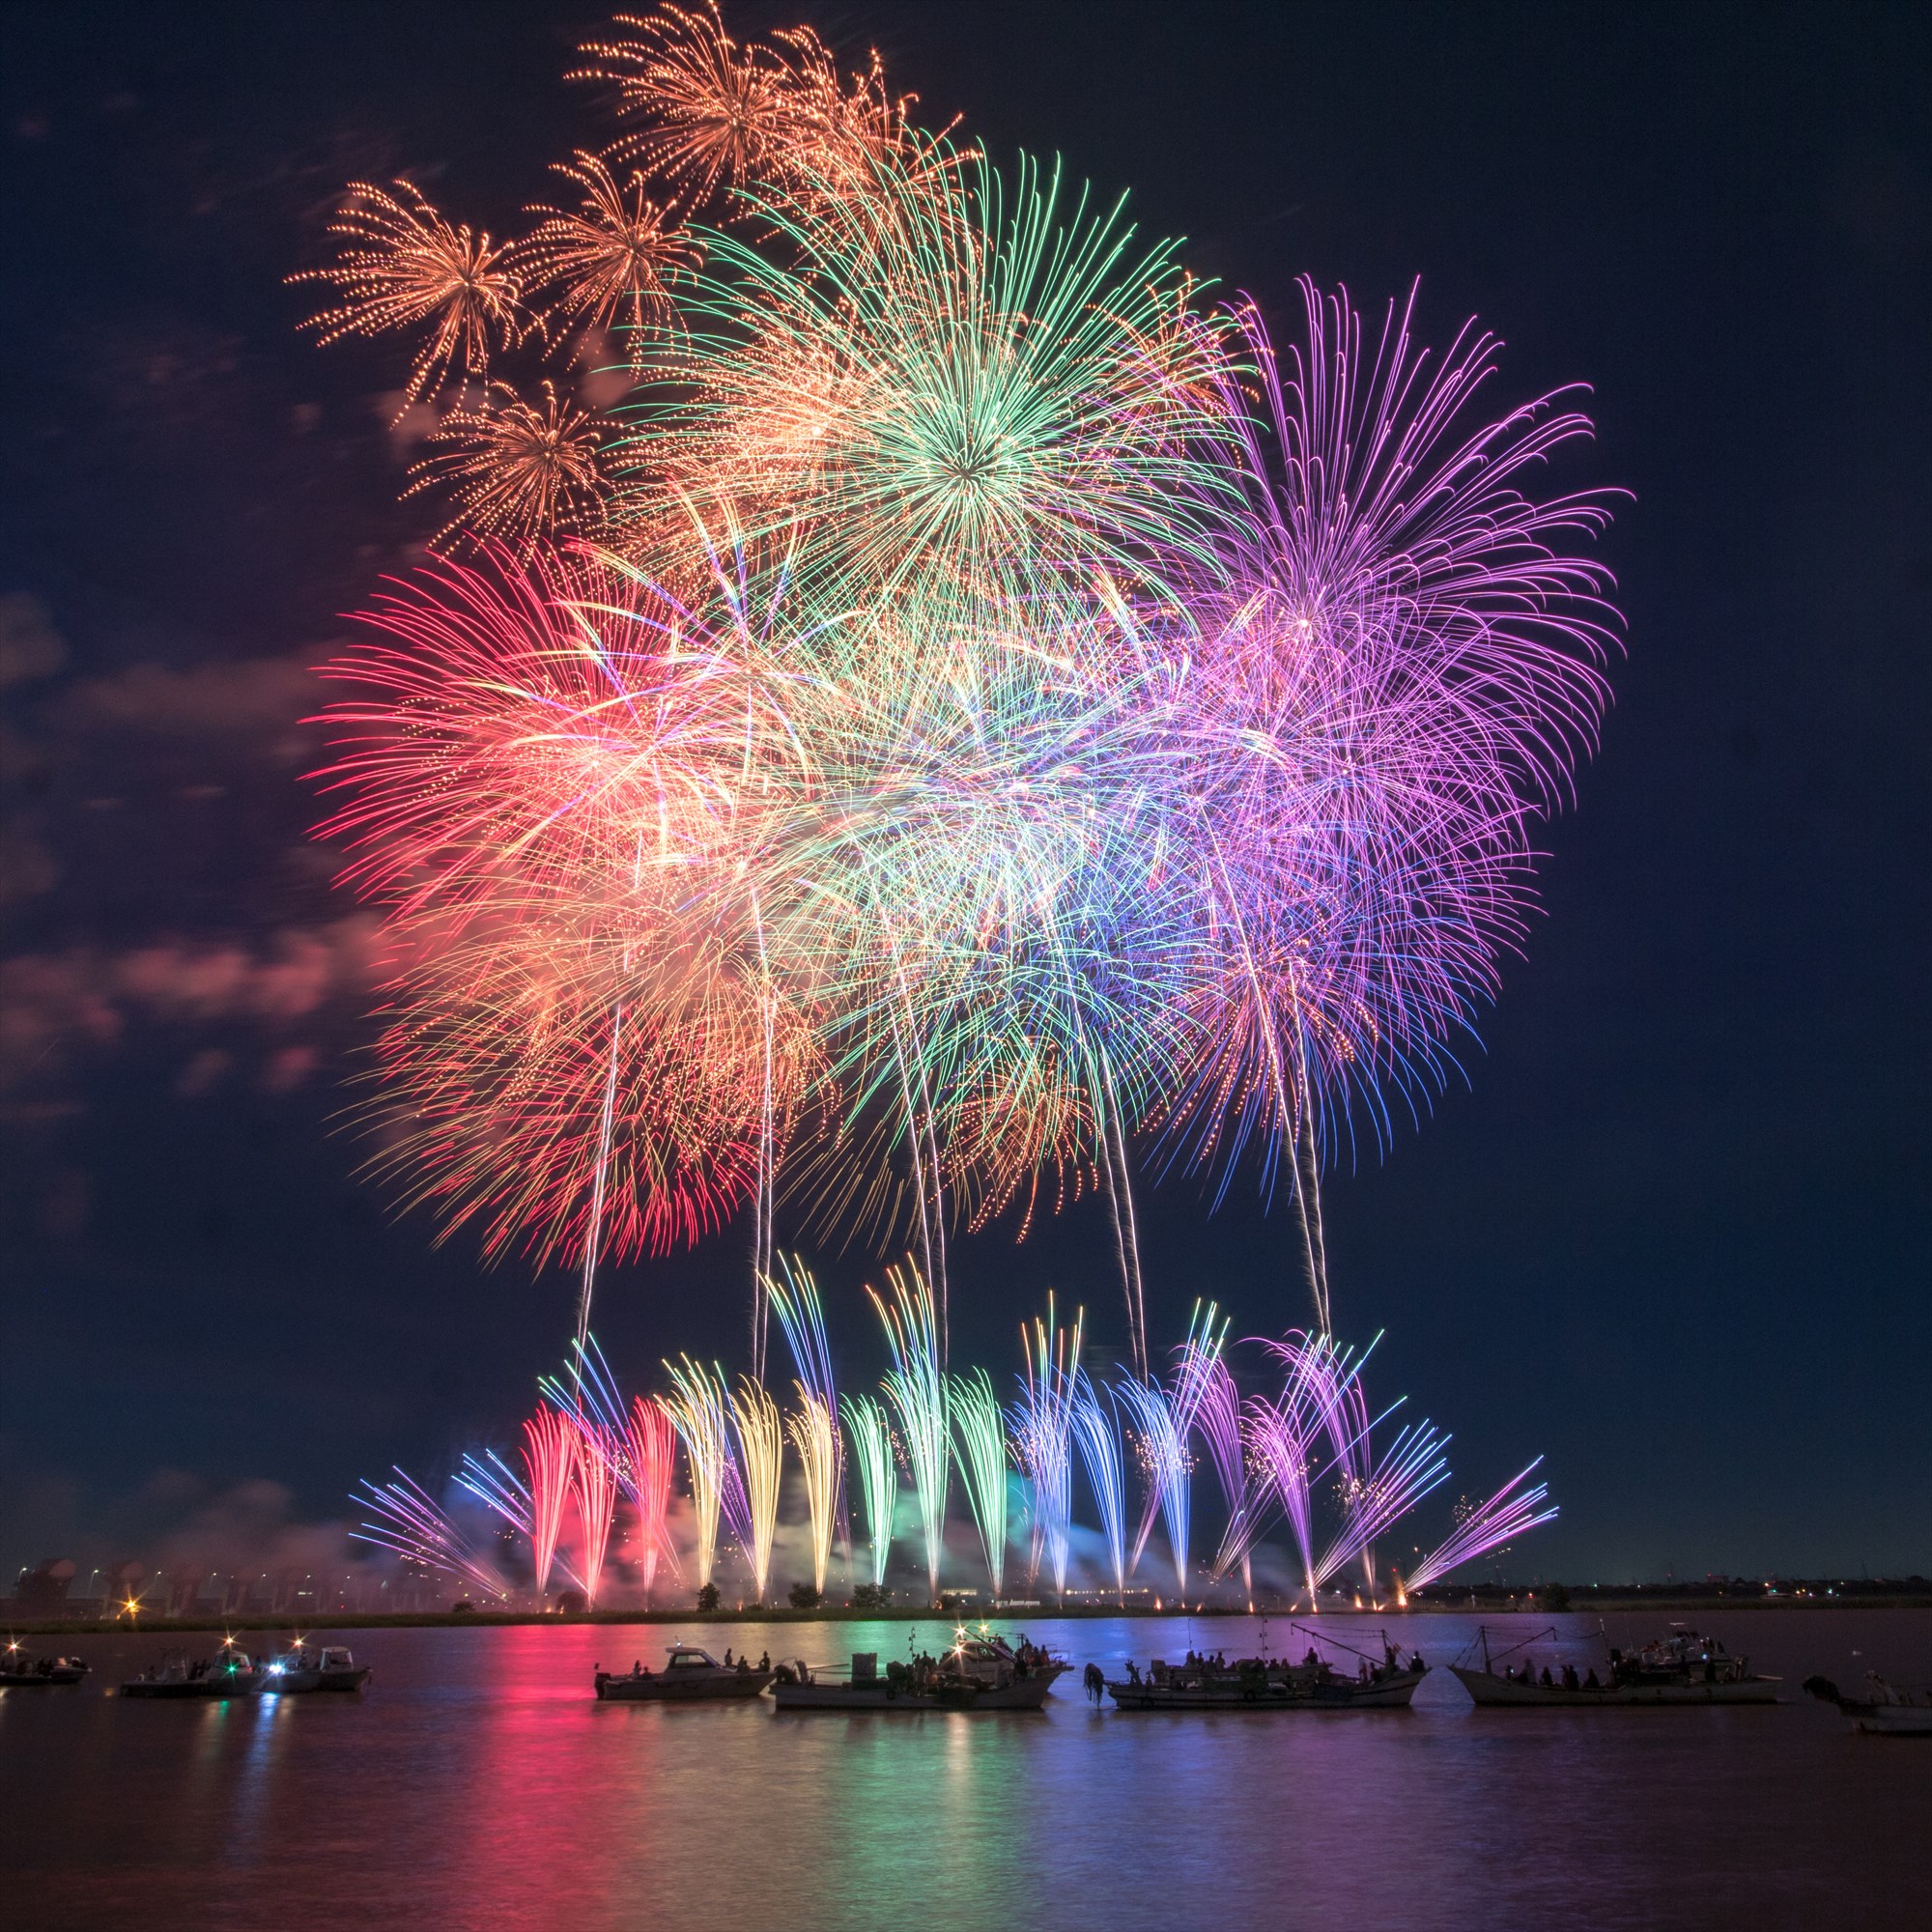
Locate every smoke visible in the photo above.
<box><xmin>0</xmin><ymin>914</ymin><xmax>380</xmax><ymax>1094</ymax></box>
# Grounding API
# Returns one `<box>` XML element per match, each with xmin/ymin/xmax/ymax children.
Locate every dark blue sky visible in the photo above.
<box><xmin>2</xmin><ymin>0</ymin><xmax>1926</xmax><ymax>1581</ymax></box>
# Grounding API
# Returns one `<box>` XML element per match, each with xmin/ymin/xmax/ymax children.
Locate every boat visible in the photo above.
<box><xmin>594</xmin><ymin>1644</ymin><xmax>775</xmax><ymax>1701</ymax></box>
<box><xmin>1805</xmin><ymin>1672</ymin><xmax>1932</xmax><ymax>1736</ymax></box>
<box><xmin>264</xmin><ymin>1640</ymin><xmax>372</xmax><ymax>1693</ymax></box>
<box><xmin>120</xmin><ymin>1644</ymin><xmax>267</xmax><ymax>1699</ymax></box>
<box><xmin>771</xmin><ymin>1630</ymin><xmax>1068</xmax><ymax>1711</ymax></box>
<box><xmin>1104</xmin><ymin>1626</ymin><xmax>1428</xmax><ymax>1712</ymax></box>
<box><xmin>1450</xmin><ymin>1625</ymin><xmax>1779</xmax><ymax>1707</ymax></box>
<box><xmin>0</xmin><ymin>1643</ymin><xmax>89</xmax><ymax>1687</ymax></box>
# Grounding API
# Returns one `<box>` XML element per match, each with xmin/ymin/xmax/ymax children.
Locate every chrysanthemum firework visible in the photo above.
<box><xmin>302</xmin><ymin>6</ymin><xmax>1619</xmax><ymax>1351</ymax></box>
<box><xmin>292</xmin><ymin>179</ymin><xmax>525</xmax><ymax>409</ymax></box>
<box><xmin>407</xmin><ymin>381</ymin><xmax>611</xmax><ymax>548</ymax></box>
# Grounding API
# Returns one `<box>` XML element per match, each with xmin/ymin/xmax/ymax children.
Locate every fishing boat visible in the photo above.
<box><xmin>1804</xmin><ymin>1672</ymin><xmax>1932</xmax><ymax>1737</ymax></box>
<box><xmin>595</xmin><ymin>1644</ymin><xmax>775</xmax><ymax>1701</ymax></box>
<box><xmin>1451</xmin><ymin>1625</ymin><xmax>1779</xmax><ymax>1706</ymax></box>
<box><xmin>0</xmin><ymin>1642</ymin><xmax>89</xmax><ymax>1687</ymax></box>
<box><xmin>264</xmin><ymin>1640</ymin><xmax>372</xmax><ymax>1693</ymax></box>
<box><xmin>771</xmin><ymin>1630</ymin><xmax>1067</xmax><ymax>1711</ymax></box>
<box><xmin>1104</xmin><ymin>1626</ymin><xmax>1428</xmax><ymax>1712</ymax></box>
<box><xmin>120</xmin><ymin>1643</ymin><xmax>267</xmax><ymax>1699</ymax></box>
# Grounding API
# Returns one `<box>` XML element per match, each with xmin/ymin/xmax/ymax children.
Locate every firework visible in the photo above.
<box><xmin>1070</xmin><ymin>1370</ymin><xmax>1127</xmax><ymax>1604</ymax></box>
<box><xmin>1316</xmin><ymin>1418</ymin><xmax>1450</xmax><ymax>1591</ymax></box>
<box><xmin>1115</xmin><ymin>1377</ymin><xmax>1189</xmax><ymax>1594</ymax></box>
<box><xmin>520</xmin><ymin>1405</ymin><xmax>581</xmax><ymax>1597</ymax></box>
<box><xmin>304</xmin><ymin>4</ymin><xmax>1619</xmax><ymax>1363</ymax></box>
<box><xmin>839</xmin><ymin>1390</ymin><xmax>895</xmax><ymax>1590</ymax></box>
<box><xmin>572</xmin><ymin>1416</ymin><xmax>622</xmax><ymax>1605</ymax></box>
<box><xmin>515</xmin><ymin>151</ymin><xmax>697</xmax><ymax>364</ymax></box>
<box><xmin>1405</xmin><ymin>1460</ymin><xmax>1557</xmax><ymax>1596</ymax></box>
<box><xmin>664</xmin><ymin>1355</ymin><xmax>736</xmax><ymax>1588</ymax></box>
<box><xmin>574</xmin><ymin>3</ymin><xmax>791</xmax><ymax>200</ymax></box>
<box><xmin>352</xmin><ymin>1469</ymin><xmax>512</xmax><ymax>1603</ymax></box>
<box><xmin>623</xmin><ymin>1395</ymin><xmax>681</xmax><ymax>1596</ymax></box>
<box><xmin>292</xmin><ymin>180</ymin><xmax>523</xmax><ymax>408</ymax></box>
<box><xmin>1012</xmin><ymin>1299</ymin><xmax>1081</xmax><ymax>1594</ymax></box>
<box><xmin>948</xmin><ymin>1369</ymin><xmax>1010</xmax><ymax>1597</ymax></box>
<box><xmin>727</xmin><ymin>1375</ymin><xmax>783</xmax><ymax>1601</ymax></box>
<box><xmin>1189</xmin><ymin>1352</ymin><xmax>1252</xmax><ymax>1582</ymax></box>
<box><xmin>769</xmin><ymin>1257</ymin><xmax>841</xmax><ymax>1595</ymax></box>
<box><xmin>871</xmin><ymin>1262</ymin><xmax>948</xmax><ymax>1599</ymax></box>
<box><xmin>407</xmin><ymin>381</ymin><xmax>609</xmax><ymax>549</ymax></box>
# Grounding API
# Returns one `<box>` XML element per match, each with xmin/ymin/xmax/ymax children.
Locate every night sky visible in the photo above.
<box><xmin>3</xmin><ymin>1</ymin><xmax>1926</xmax><ymax>1583</ymax></box>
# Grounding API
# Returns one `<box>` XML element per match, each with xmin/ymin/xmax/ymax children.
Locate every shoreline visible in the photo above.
<box><xmin>9</xmin><ymin>1595</ymin><xmax>1931</xmax><ymax>1637</ymax></box>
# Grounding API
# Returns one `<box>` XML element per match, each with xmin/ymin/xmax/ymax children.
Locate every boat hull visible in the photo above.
<box><xmin>596</xmin><ymin>1669</ymin><xmax>774</xmax><ymax>1701</ymax></box>
<box><xmin>119</xmin><ymin>1678</ymin><xmax>264</xmax><ymax>1699</ymax></box>
<box><xmin>268</xmin><ymin>1668</ymin><xmax>373</xmax><ymax>1694</ymax></box>
<box><xmin>772</xmin><ymin>1676</ymin><xmax>1056</xmax><ymax>1712</ymax></box>
<box><xmin>1852</xmin><ymin>1706</ymin><xmax>1932</xmax><ymax>1737</ymax></box>
<box><xmin>0</xmin><ymin>1668</ymin><xmax>86</xmax><ymax>1688</ymax></box>
<box><xmin>1106</xmin><ymin>1668</ymin><xmax>1425</xmax><ymax>1712</ymax></box>
<box><xmin>1451</xmin><ymin>1665</ymin><xmax>1778</xmax><ymax>1707</ymax></box>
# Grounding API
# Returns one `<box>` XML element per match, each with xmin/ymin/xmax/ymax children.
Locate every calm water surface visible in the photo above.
<box><xmin>4</xmin><ymin>1609</ymin><xmax>1928</xmax><ymax>1929</ymax></box>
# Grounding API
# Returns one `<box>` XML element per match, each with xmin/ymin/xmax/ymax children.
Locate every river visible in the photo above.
<box><xmin>4</xmin><ymin>1608</ymin><xmax>1927</xmax><ymax>1928</ymax></box>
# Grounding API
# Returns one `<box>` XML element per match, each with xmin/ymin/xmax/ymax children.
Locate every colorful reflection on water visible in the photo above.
<box><xmin>4</xmin><ymin>1611</ymin><xmax>1929</xmax><ymax>1929</ymax></box>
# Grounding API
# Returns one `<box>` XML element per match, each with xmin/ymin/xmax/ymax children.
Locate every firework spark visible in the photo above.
<box><xmin>292</xmin><ymin>179</ymin><xmax>524</xmax><ymax>408</ymax></box>
<box><xmin>407</xmin><ymin>381</ymin><xmax>609</xmax><ymax>548</ymax></box>
<box><xmin>839</xmin><ymin>1390</ymin><xmax>895</xmax><ymax>1590</ymax></box>
<box><xmin>516</xmin><ymin>151</ymin><xmax>698</xmax><ymax>364</ymax></box>
<box><xmin>871</xmin><ymin>1261</ymin><xmax>948</xmax><ymax>1599</ymax></box>
<box><xmin>948</xmin><ymin>1368</ymin><xmax>1010</xmax><ymax>1597</ymax></box>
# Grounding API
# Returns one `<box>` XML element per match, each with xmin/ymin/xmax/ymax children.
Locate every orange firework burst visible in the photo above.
<box><xmin>407</xmin><ymin>381</ymin><xmax>610</xmax><ymax>548</ymax></box>
<box><xmin>515</xmin><ymin>151</ymin><xmax>700</xmax><ymax>365</ymax></box>
<box><xmin>292</xmin><ymin>180</ymin><xmax>525</xmax><ymax>407</ymax></box>
<box><xmin>573</xmin><ymin>3</ymin><xmax>789</xmax><ymax>200</ymax></box>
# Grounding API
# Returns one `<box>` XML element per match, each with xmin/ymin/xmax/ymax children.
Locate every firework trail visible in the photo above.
<box><xmin>1116</xmin><ymin>1377</ymin><xmax>1189</xmax><ymax>1595</ymax></box>
<box><xmin>839</xmin><ymin>1391</ymin><xmax>895</xmax><ymax>1590</ymax></box>
<box><xmin>352</xmin><ymin>1469</ymin><xmax>512</xmax><ymax>1602</ymax></box>
<box><xmin>520</xmin><ymin>1404</ymin><xmax>581</xmax><ymax>1597</ymax></box>
<box><xmin>1070</xmin><ymin>1369</ymin><xmax>1127</xmax><ymax>1605</ymax></box>
<box><xmin>1191</xmin><ymin>1353</ymin><xmax>1251</xmax><ymax>1582</ymax></box>
<box><xmin>1244</xmin><ymin>1364</ymin><xmax>1331</xmax><ymax>1605</ymax></box>
<box><xmin>1404</xmin><ymin>1460</ymin><xmax>1557</xmax><ymax>1595</ymax></box>
<box><xmin>727</xmin><ymin>1376</ymin><xmax>783</xmax><ymax>1601</ymax></box>
<box><xmin>870</xmin><ymin>1262</ymin><xmax>948</xmax><ymax>1599</ymax></box>
<box><xmin>623</xmin><ymin>1395</ymin><xmax>682</xmax><ymax>1596</ymax></box>
<box><xmin>948</xmin><ymin>1369</ymin><xmax>1010</xmax><ymax>1597</ymax></box>
<box><xmin>664</xmin><ymin>1355</ymin><xmax>737</xmax><ymax>1589</ymax></box>
<box><xmin>571</xmin><ymin>1415</ymin><xmax>622</xmax><ymax>1605</ymax></box>
<box><xmin>1012</xmin><ymin>1298</ymin><xmax>1081</xmax><ymax>1594</ymax></box>
<box><xmin>1316</xmin><ymin>1418</ymin><xmax>1450</xmax><ymax>1591</ymax></box>
<box><xmin>769</xmin><ymin>1256</ymin><xmax>841</xmax><ymax>1594</ymax></box>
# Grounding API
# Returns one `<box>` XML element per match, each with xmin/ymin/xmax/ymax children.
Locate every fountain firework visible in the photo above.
<box><xmin>1405</xmin><ymin>1461</ymin><xmax>1558</xmax><ymax>1596</ymax></box>
<box><xmin>1070</xmin><ymin>1370</ymin><xmax>1129</xmax><ymax>1605</ymax></box>
<box><xmin>352</xmin><ymin>1469</ymin><xmax>513</xmax><ymax>1603</ymax></box>
<box><xmin>768</xmin><ymin>1257</ymin><xmax>842</xmax><ymax>1595</ymax></box>
<box><xmin>871</xmin><ymin>1263</ymin><xmax>948</xmax><ymax>1597</ymax></box>
<box><xmin>1013</xmin><ymin>1299</ymin><xmax>1082</xmax><ymax>1594</ymax></box>
<box><xmin>839</xmin><ymin>1391</ymin><xmax>895</xmax><ymax>1590</ymax></box>
<box><xmin>948</xmin><ymin>1370</ymin><xmax>1010</xmax><ymax>1598</ymax></box>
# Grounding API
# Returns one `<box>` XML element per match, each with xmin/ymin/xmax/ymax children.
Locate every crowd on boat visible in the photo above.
<box><xmin>5</xmin><ymin>1619</ymin><xmax>1923</xmax><ymax>1732</ymax></box>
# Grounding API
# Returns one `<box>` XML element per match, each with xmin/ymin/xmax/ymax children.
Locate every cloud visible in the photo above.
<box><xmin>56</xmin><ymin>653</ymin><xmax>321</xmax><ymax>748</ymax></box>
<box><xmin>0</xmin><ymin>592</ymin><xmax>67</xmax><ymax>690</ymax></box>
<box><xmin>0</xmin><ymin>914</ymin><xmax>381</xmax><ymax>1091</ymax></box>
